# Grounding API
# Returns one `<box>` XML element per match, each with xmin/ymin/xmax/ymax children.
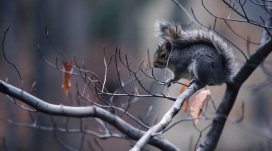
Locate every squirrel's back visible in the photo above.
<box><xmin>154</xmin><ymin>20</ymin><xmax>236</xmax><ymax>82</ymax></box>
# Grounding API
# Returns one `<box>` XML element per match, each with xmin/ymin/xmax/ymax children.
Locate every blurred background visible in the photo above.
<box><xmin>0</xmin><ymin>0</ymin><xmax>271</xmax><ymax>150</ymax></box>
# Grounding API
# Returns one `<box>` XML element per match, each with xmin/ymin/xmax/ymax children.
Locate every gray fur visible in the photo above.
<box><xmin>153</xmin><ymin>20</ymin><xmax>236</xmax><ymax>86</ymax></box>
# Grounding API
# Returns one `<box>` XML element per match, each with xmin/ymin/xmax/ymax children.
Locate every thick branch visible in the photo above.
<box><xmin>130</xmin><ymin>82</ymin><xmax>203</xmax><ymax>151</ymax></box>
<box><xmin>198</xmin><ymin>38</ymin><xmax>272</xmax><ymax>150</ymax></box>
<box><xmin>0</xmin><ymin>80</ymin><xmax>179</xmax><ymax>151</ymax></box>
<box><xmin>198</xmin><ymin>3</ymin><xmax>272</xmax><ymax>150</ymax></box>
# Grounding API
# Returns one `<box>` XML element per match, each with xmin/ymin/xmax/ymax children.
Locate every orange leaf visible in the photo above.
<box><xmin>180</xmin><ymin>80</ymin><xmax>190</xmax><ymax>115</ymax></box>
<box><xmin>190</xmin><ymin>89</ymin><xmax>210</xmax><ymax>124</ymax></box>
<box><xmin>62</xmin><ymin>61</ymin><xmax>73</xmax><ymax>95</ymax></box>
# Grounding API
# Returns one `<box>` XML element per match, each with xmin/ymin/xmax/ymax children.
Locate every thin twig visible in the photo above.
<box><xmin>2</xmin><ymin>27</ymin><xmax>24</xmax><ymax>90</ymax></box>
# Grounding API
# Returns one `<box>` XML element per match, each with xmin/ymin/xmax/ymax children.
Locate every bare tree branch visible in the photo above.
<box><xmin>1</xmin><ymin>1</ymin><xmax>272</xmax><ymax>150</ymax></box>
<box><xmin>130</xmin><ymin>82</ymin><xmax>203</xmax><ymax>151</ymax></box>
<box><xmin>198</xmin><ymin>39</ymin><xmax>272</xmax><ymax>151</ymax></box>
<box><xmin>1</xmin><ymin>27</ymin><xmax>24</xmax><ymax>90</ymax></box>
<box><xmin>0</xmin><ymin>80</ymin><xmax>179</xmax><ymax>151</ymax></box>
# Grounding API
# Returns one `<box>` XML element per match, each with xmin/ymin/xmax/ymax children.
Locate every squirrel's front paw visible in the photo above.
<box><xmin>166</xmin><ymin>79</ymin><xmax>174</xmax><ymax>87</ymax></box>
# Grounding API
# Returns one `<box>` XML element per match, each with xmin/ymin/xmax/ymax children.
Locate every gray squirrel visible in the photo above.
<box><xmin>153</xmin><ymin>20</ymin><xmax>236</xmax><ymax>87</ymax></box>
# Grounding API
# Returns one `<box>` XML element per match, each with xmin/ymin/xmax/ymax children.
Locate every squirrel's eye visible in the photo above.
<box><xmin>160</xmin><ymin>52</ymin><xmax>167</xmax><ymax>59</ymax></box>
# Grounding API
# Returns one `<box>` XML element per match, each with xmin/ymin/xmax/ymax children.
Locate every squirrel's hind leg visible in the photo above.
<box><xmin>190</xmin><ymin>56</ymin><xmax>220</xmax><ymax>86</ymax></box>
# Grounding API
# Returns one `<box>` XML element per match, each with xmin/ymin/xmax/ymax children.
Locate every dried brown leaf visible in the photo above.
<box><xmin>62</xmin><ymin>61</ymin><xmax>73</xmax><ymax>95</ymax></box>
<box><xmin>180</xmin><ymin>80</ymin><xmax>190</xmax><ymax>115</ymax></box>
<box><xmin>190</xmin><ymin>89</ymin><xmax>210</xmax><ymax>124</ymax></box>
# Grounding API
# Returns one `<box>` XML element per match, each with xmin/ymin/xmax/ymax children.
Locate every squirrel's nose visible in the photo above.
<box><xmin>153</xmin><ymin>63</ymin><xmax>158</xmax><ymax>68</ymax></box>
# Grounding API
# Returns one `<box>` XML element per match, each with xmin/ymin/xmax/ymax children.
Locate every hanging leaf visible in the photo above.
<box><xmin>62</xmin><ymin>61</ymin><xmax>73</xmax><ymax>95</ymax></box>
<box><xmin>180</xmin><ymin>80</ymin><xmax>190</xmax><ymax>115</ymax></box>
<box><xmin>190</xmin><ymin>89</ymin><xmax>210</xmax><ymax>124</ymax></box>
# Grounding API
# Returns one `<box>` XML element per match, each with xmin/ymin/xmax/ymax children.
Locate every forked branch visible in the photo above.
<box><xmin>0</xmin><ymin>80</ymin><xmax>178</xmax><ymax>151</ymax></box>
<box><xmin>130</xmin><ymin>82</ymin><xmax>203</xmax><ymax>151</ymax></box>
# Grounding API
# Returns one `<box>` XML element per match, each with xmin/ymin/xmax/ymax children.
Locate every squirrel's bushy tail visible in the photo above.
<box><xmin>154</xmin><ymin>20</ymin><xmax>183</xmax><ymax>43</ymax></box>
<box><xmin>154</xmin><ymin>20</ymin><xmax>236</xmax><ymax>82</ymax></box>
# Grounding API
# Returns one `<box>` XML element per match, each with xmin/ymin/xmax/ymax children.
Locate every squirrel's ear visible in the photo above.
<box><xmin>165</xmin><ymin>41</ymin><xmax>172</xmax><ymax>51</ymax></box>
